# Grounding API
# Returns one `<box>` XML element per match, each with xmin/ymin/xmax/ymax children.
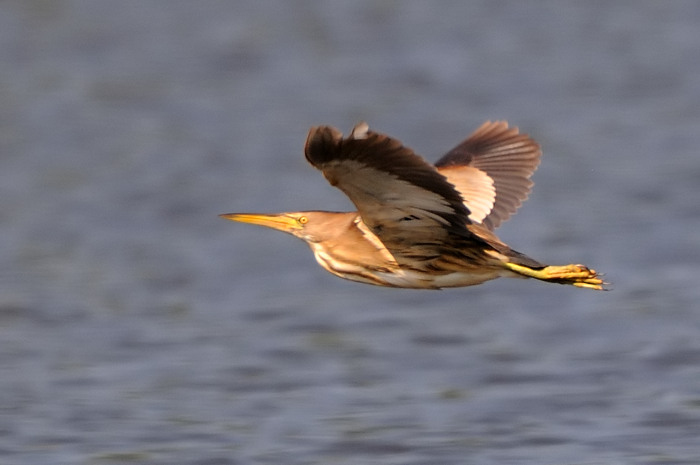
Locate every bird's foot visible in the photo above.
<box><xmin>506</xmin><ymin>262</ymin><xmax>609</xmax><ymax>290</ymax></box>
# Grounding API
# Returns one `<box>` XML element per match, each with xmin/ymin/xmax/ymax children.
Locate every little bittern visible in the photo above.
<box><xmin>221</xmin><ymin>121</ymin><xmax>606</xmax><ymax>290</ymax></box>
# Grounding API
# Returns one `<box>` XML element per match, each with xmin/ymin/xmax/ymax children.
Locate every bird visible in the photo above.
<box><xmin>221</xmin><ymin>121</ymin><xmax>606</xmax><ymax>290</ymax></box>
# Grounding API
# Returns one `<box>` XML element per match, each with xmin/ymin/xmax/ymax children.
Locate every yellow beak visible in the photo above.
<box><xmin>219</xmin><ymin>213</ymin><xmax>300</xmax><ymax>233</ymax></box>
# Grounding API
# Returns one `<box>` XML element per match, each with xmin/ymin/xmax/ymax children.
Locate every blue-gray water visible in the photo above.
<box><xmin>2</xmin><ymin>2</ymin><xmax>700</xmax><ymax>464</ymax></box>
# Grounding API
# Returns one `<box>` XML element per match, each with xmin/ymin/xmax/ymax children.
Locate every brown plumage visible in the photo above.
<box><xmin>221</xmin><ymin>121</ymin><xmax>606</xmax><ymax>290</ymax></box>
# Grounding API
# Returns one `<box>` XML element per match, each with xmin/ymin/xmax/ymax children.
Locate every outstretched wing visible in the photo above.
<box><xmin>435</xmin><ymin>121</ymin><xmax>541</xmax><ymax>230</ymax></box>
<box><xmin>304</xmin><ymin>122</ymin><xmax>479</xmax><ymax>263</ymax></box>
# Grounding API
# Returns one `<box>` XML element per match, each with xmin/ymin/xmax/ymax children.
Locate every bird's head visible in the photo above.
<box><xmin>219</xmin><ymin>211</ymin><xmax>352</xmax><ymax>244</ymax></box>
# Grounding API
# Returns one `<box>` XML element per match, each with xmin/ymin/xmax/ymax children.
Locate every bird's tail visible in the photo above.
<box><xmin>503</xmin><ymin>252</ymin><xmax>607</xmax><ymax>290</ymax></box>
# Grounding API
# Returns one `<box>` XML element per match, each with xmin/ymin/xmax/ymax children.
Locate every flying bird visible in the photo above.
<box><xmin>221</xmin><ymin>121</ymin><xmax>606</xmax><ymax>290</ymax></box>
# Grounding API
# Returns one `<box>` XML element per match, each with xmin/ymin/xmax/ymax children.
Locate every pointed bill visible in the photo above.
<box><xmin>219</xmin><ymin>213</ymin><xmax>301</xmax><ymax>232</ymax></box>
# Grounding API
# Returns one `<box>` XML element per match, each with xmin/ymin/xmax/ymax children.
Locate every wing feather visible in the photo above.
<box><xmin>304</xmin><ymin>123</ymin><xmax>478</xmax><ymax>263</ymax></box>
<box><xmin>435</xmin><ymin>121</ymin><xmax>541</xmax><ymax>230</ymax></box>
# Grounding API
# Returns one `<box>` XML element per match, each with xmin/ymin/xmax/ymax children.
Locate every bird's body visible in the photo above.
<box><xmin>222</xmin><ymin>121</ymin><xmax>606</xmax><ymax>290</ymax></box>
<box><xmin>304</xmin><ymin>212</ymin><xmax>506</xmax><ymax>289</ymax></box>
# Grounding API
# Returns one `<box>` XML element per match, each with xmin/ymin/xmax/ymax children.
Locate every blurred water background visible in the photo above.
<box><xmin>2</xmin><ymin>1</ymin><xmax>700</xmax><ymax>464</ymax></box>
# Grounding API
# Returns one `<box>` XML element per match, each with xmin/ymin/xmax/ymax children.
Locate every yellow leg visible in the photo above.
<box><xmin>505</xmin><ymin>262</ymin><xmax>608</xmax><ymax>290</ymax></box>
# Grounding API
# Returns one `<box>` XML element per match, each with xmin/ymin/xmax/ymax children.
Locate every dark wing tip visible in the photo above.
<box><xmin>304</xmin><ymin>125</ymin><xmax>343</xmax><ymax>167</ymax></box>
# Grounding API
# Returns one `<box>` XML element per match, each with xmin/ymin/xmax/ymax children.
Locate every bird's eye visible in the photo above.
<box><xmin>298</xmin><ymin>216</ymin><xmax>308</xmax><ymax>224</ymax></box>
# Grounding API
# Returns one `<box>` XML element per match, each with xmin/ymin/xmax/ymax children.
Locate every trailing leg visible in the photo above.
<box><xmin>505</xmin><ymin>261</ymin><xmax>607</xmax><ymax>290</ymax></box>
